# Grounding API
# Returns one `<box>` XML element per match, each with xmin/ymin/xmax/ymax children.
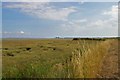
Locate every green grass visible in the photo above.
<box><xmin>2</xmin><ymin>38</ymin><xmax>115</xmax><ymax>78</ymax></box>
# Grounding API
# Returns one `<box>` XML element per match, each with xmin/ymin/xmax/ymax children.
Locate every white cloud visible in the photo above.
<box><xmin>17</xmin><ymin>31</ymin><xmax>25</xmax><ymax>34</ymax></box>
<box><xmin>103</xmin><ymin>5</ymin><xmax>118</xmax><ymax>19</ymax></box>
<box><xmin>20</xmin><ymin>31</ymin><xmax>24</xmax><ymax>34</ymax></box>
<box><xmin>60</xmin><ymin>19</ymin><xmax>117</xmax><ymax>37</ymax></box>
<box><xmin>4</xmin><ymin>3</ymin><xmax>77</xmax><ymax>21</ymax></box>
<box><xmin>58</xmin><ymin>5</ymin><xmax>118</xmax><ymax>37</ymax></box>
<box><xmin>74</xmin><ymin>19</ymin><xmax>87</xmax><ymax>23</ymax></box>
<box><xmin>78</xmin><ymin>0</ymin><xmax>85</xmax><ymax>4</ymax></box>
<box><xmin>67</xmin><ymin>19</ymin><xmax>87</xmax><ymax>25</ymax></box>
<box><xmin>59</xmin><ymin>19</ymin><xmax>88</xmax><ymax>35</ymax></box>
<box><xmin>2</xmin><ymin>31</ymin><xmax>32</xmax><ymax>38</ymax></box>
<box><xmin>2</xmin><ymin>31</ymin><xmax>28</xmax><ymax>35</ymax></box>
<box><xmin>87</xmin><ymin>5</ymin><xmax>118</xmax><ymax>36</ymax></box>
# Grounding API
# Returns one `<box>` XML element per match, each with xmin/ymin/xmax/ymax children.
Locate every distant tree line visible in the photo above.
<box><xmin>55</xmin><ymin>36</ymin><xmax>120</xmax><ymax>40</ymax></box>
<box><xmin>72</xmin><ymin>38</ymin><xmax>106</xmax><ymax>41</ymax></box>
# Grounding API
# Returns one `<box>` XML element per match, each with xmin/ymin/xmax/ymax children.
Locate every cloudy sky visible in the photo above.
<box><xmin>2</xmin><ymin>2</ymin><xmax>118</xmax><ymax>38</ymax></box>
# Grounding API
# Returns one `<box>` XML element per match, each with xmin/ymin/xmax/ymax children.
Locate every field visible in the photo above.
<box><xmin>2</xmin><ymin>38</ymin><xmax>119</xmax><ymax>78</ymax></box>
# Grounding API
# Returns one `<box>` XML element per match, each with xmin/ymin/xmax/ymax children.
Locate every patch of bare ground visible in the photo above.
<box><xmin>97</xmin><ymin>40</ymin><xmax>119</xmax><ymax>79</ymax></box>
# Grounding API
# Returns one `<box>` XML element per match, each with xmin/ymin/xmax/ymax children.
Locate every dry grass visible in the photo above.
<box><xmin>65</xmin><ymin>40</ymin><xmax>113</xmax><ymax>78</ymax></box>
<box><xmin>2</xmin><ymin>39</ymin><xmax>115</xmax><ymax>78</ymax></box>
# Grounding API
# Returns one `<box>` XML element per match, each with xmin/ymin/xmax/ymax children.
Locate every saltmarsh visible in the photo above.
<box><xmin>2</xmin><ymin>38</ymin><xmax>113</xmax><ymax>78</ymax></box>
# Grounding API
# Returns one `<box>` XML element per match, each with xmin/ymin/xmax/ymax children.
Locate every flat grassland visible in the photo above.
<box><xmin>2</xmin><ymin>39</ymin><xmax>119</xmax><ymax>78</ymax></box>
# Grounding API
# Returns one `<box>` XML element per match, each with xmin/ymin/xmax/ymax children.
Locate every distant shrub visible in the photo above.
<box><xmin>73</xmin><ymin>38</ymin><xmax>79</xmax><ymax>40</ymax></box>
<box><xmin>26</xmin><ymin>48</ymin><xmax>31</xmax><ymax>51</ymax></box>
<box><xmin>3</xmin><ymin>48</ymin><xmax>9</xmax><ymax>50</ymax></box>
<box><xmin>40</xmin><ymin>46</ymin><xmax>44</xmax><ymax>48</ymax></box>
<box><xmin>53</xmin><ymin>48</ymin><xmax>56</xmax><ymax>50</ymax></box>
<box><xmin>6</xmin><ymin>52</ymin><xmax>14</xmax><ymax>56</ymax></box>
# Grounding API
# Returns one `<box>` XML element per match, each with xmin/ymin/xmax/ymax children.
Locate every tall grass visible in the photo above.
<box><xmin>2</xmin><ymin>39</ymin><xmax>113</xmax><ymax>78</ymax></box>
<box><xmin>65</xmin><ymin>40</ymin><xmax>112</xmax><ymax>78</ymax></box>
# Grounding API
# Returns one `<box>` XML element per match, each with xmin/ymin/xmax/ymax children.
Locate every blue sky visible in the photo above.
<box><xmin>2</xmin><ymin>2</ymin><xmax>118</xmax><ymax>38</ymax></box>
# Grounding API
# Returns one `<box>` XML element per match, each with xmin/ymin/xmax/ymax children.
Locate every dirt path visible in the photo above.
<box><xmin>97</xmin><ymin>40</ymin><xmax>119</xmax><ymax>79</ymax></box>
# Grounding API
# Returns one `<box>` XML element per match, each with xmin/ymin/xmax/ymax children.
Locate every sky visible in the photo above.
<box><xmin>1</xmin><ymin>0</ymin><xmax>119</xmax><ymax>2</ymax></box>
<box><xmin>2</xmin><ymin>2</ymin><xmax>118</xmax><ymax>38</ymax></box>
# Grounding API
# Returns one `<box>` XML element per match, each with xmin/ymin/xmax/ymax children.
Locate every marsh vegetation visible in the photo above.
<box><xmin>2</xmin><ymin>38</ymin><xmax>118</xmax><ymax>78</ymax></box>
